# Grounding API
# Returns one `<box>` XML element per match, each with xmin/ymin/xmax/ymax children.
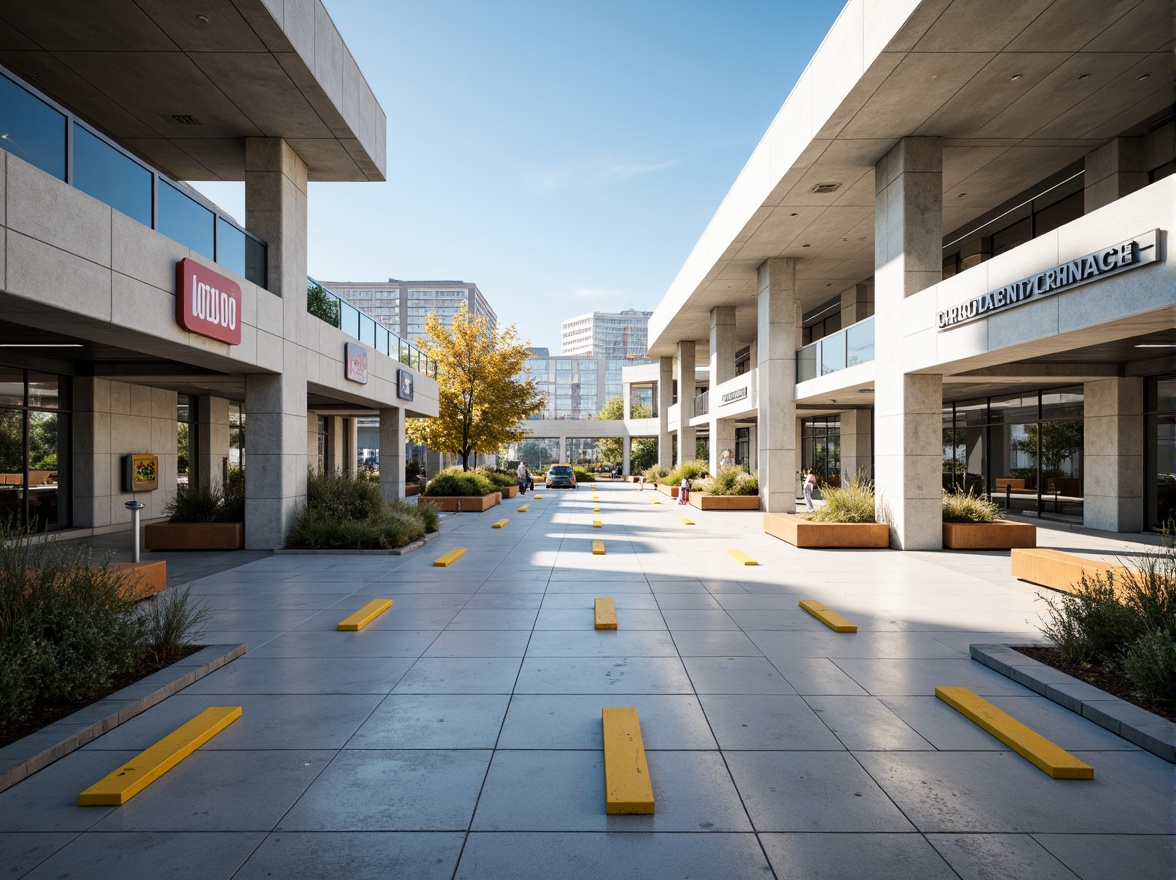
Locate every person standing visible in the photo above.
<box><xmin>517</xmin><ymin>461</ymin><xmax>530</xmax><ymax>495</ymax></box>
<box><xmin>679</xmin><ymin>475</ymin><xmax>691</xmax><ymax>505</ymax></box>
<box><xmin>803</xmin><ymin>468</ymin><xmax>817</xmax><ymax>511</ymax></box>
<box><xmin>719</xmin><ymin>449</ymin><xmax>734</xmax><ymax>468</ymax></box>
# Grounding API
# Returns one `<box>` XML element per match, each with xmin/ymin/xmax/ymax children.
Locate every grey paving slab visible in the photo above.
<box><xmin>525</xmin><ymin>629</ymin><xmax>678</xmax><ymax>657</ymax></box>
<box><xmin>471</xmin><ymin>750</ymin><xmax>751</xmax><ymax>832</ymax></box>
<box><xmin>243</xmin><ymin>629</ymin><xmax>441</xmax><ymax>659</ymax></box>
<box><xmin>748</xmin><ymin>629</ymin><xmax>965</xmax><ymax>659</ymax></box>
<box><xmin>0</xmin><ymin>749</ymin><xmax>119</xmax><ymax>831</ymax></box>
<box><xmin>771</xmin><ymin>657</ymin><xmax>871</xmax><ymax>695</ymax></box>
<box><xmin>234</xmin><ymin>831</ymin><xmax>466</xmax><ymax>880</ymax></box>
<box><xmin>1031</xmin><ymin>833</ymin><xmax>1176</xmax><ymax>880</ymax></box>
<box><xmin>345</xmin><ymin>694</ymin><xmax>510</xmax><ymax>749</ymax></box>
<box><xmin>497</xmin><ymin>694</ymin><xmax>717</xmax><ymax>750</ymax></box>
<box><xmin>454</xmin><ymin>831</ymin><xmax>772</xmax><ymax>879</ymax></box>
<box><xmin>514</xmin><ymin>657</ymin><xmax>693</xmax><ymax>694</ymax></box>
<box><xmin>534</xmin><ymin>607</ymin><xmax>667</xmax><ymax>629</ymax></box>
<box><xmin>182</xmin><ymin>656</ymin><xmax>415</xmax><ymax>695</ymax></box>
<box><xmin>832</xmin><ymin>657</ymin><xmax>1036</xmax><ymax>696</ymax></box>
<box><xmin>92</xmin><ymin>750</ymin><xmax>329</xmax><ymax>832</ymax></box>
<box><xmin>19</xmin><ymin>831</ymin><xmax>264</xmax><ymax>880</ymax></box>
<box><xmin>760</xmin><ymin>832</ymin><xmax>959</xmax><ymax>880</ymax></box>
<box><xmin>649</xmin><ymin>592</ymin><xmax>722</xmax><ymax>609</ymax></box>
<box><xmin>668</xmin><ymin>629</ymin><xmax>764</xmax><ymax>656</ymax></box>
<box><xmin>278</xmin><ymin>750</ymin><xmax>491</xmax><ymax>831</ymax></box>
<box><xmin>322</xmin><ymin>607</ymin><xmax>460</xmax><ymax>631</ymax></box>
<box><xmin>926</xmin><ymin>833</ymin><xmax>1082</xmax><ymax>880</ymax></box>
<box><xmin>461</xmin><ymin>592</ymin><xmax>546</xmax><ymax>609</ymax></box>
<box><xmin>724</xmin><ymin>751</ymin><xmax>916</xmax><ymax>832</ymax></box>
<box><xmin>445</xmin><ymin>608</ymin><xmax>539</xmax><ymax>629</ymax></box>
<box><xmin>856</xmin><ymin>750</ymin><xmax>1176</xmax><ymax>833</ymax></box>
<box><xmin>0</xmin><ymin>832</ymin><xmax>74</xmax><ymax>876</ymax></box>
<box><xmin>201</xmin><ymin>608</ymin><xmax>329</xmax><ymax>631</ymax></box>
<box><xmin>699</xmin><ymin>694</ymin><xmax>845</xmax><ymax>750</ymax></box>
<box><xmin>422</xmin><ymin>630</ymin><xmax>531</xmax><ymax>657</ymax></box>
<box><xmin>392</xmin><ymin>657</ymin><xmax>523</xmax><ymax>694</ymax></box>
<box><xmin>659</xmin><ymin>609</ymin><xmax>740</xmax><ymax>630</ymax></box>
<box><xmin>539</xmin><ymin>593</ymin><xmax>660</xmax><ymax>609</ymax></box>
<box><xmin>802</xmin><ymin>696</ymin><xmax>934</xmax><ymax>751</ymax></box>
<box><xmin>682</xmin><ymin>656</ymin><xmax>798</xmax><ymax>694</ymax></box>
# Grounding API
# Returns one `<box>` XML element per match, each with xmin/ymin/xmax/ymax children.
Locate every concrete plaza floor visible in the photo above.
<box><xmin>1</xmin><ymin>483</ymin><xmax>1172</xmax><ymax>879</ymax></box>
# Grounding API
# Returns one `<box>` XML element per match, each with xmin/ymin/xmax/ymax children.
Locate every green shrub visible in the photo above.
<box><xmin>1119</xmin><ymin>628</ymin><xmax>1176</xmax><ymax>707</ymax></box>
<box><xmin>401</xmin><ymin>499</ymin><xmax>440</xmax><ymax>533</ymax></box>
<box><xmin>424</xmin><ymin>468</ymin><xmax>497</xmax><ymax>497</ymax></box>
<box><xmin>285</xmin><ymin>472</ymin><xmax>438</xmax><ymax>550</ymax></box>
<box><xmin>942</xmin><ymin>487</ymin><xmax>999</xmax><ymax>523</ymax></box>
<box><xmin>473</xmin><ymin>466</ymin><xmax>516</xmax><ymax>489</ymax></box>
<box><xmin>573</xmin><ymin>467</ymin><xmax>594</xmax><ymax>483</ymax></box>
<box><xmin>1037</xmin><ymin>571</ymin><xmax>1143</xmax><ymax>663</ymax></box>
<box><xmin>643</xmin><ymin>465</ymin><xmax>668</xmax><ymax>482</ymax></box>
<box><xmin>694</xmin><ymin>466</ymin><xmax>759</xmax><ymax>496</ymax></box>
<box><xmin>143</xmin><ymin>584</ymin><xmax>209</xmax><ymax>667</ymax></box>
<box><xmin>165</xmin><ymin>471</ymin><xmax>245</xmax><ymax>523</ymax></box>
<box><xmin>658</xmin><ymin>460</ymin><xmax>709</xmax><ymax>486</ymax></box>
<box><xmin>809</xmin><ymin>473</ymin><xmax>877</xmax><ymax>523</ymax></box>
<box><xmin>306</xmin><ymin>470</ymin><xmax>384</xmax><ymax>520</ymax></box>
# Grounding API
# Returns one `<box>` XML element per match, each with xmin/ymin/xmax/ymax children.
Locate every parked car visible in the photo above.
<box><xmin>545</xmin><ymin>464</ymin><xmax>577</xmax><ymax>489</ymax></box>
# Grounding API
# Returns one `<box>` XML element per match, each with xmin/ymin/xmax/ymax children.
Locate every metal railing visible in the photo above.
<box><xmin>693</xmin><ymin>390</ymin><xmax>709</xmax><ymax>417</ymax></box>
<box><xmin>307</xmin><ymin>278</ymin><xmax>437</xmax><ymax>377</ymax></box>
<box><xmin>796</xmin><ymin>315</ymin><xmax>875</xmax><ymax>382</ymax></box>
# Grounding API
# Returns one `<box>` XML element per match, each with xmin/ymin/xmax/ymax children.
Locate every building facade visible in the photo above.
<box><xmin>561</xmin><ymin>309</ymin><xmax>653</xmax><ymax>358</ymax></box>
<box><xmin>627</xmin><ymin>0</ymin><xmax>1174</xmax><ymax>545</ymax></box>
<box><xmin>0</xmin><ymin>1</ymin><xmax>438</xmax><ymax>549</ymax></box>
<box><xmin>319</xmin><ymin>278</ymin><xmax>498</xmax><ymax>342</ymax></box>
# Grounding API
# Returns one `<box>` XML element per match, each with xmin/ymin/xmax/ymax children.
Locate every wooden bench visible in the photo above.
<box><xmin>1010</xmin><ymin>548</ymin><xmax>1128</xmax><ymax>595</ymax></box>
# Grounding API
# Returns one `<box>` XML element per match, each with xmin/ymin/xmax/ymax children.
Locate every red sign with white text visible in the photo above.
<box><xmin>175</xmin><ymin>258</ymin><xmax>242</xmax><ymax>345</ymax></box>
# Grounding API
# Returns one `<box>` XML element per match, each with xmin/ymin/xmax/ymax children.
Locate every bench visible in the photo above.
<box><xmin>1010</xmin><ymin>548</ymin><xmax>1128</xmax><ymax>595</ymax></box>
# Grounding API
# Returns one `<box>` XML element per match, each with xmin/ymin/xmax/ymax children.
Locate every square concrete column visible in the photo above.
<box><xmin>1084</xmin><ymin>378</ymin><xmax>1143</xmax><ymax>532</ymax></box>
<box><xmin>840</xmin><ymin>408</ymin><xmax>873</xmax><ymax>482</ymax></box>
<box><xmin>243</xmin><ymin>138</ymin><xmax>309</xmax><ymax>549</ymax></box>
<box><xmin>709</xmin><ymin>305</ymin><xmax>736</xmax><ymax>473</ymax></box>
<box><xmin>197</xmin><ymin>395</ymin><xmax>230</xmax><ymax>487</ymax></box>
<box><xmin>71</xmin><ymin>376</ymin><xmax>109</xmax><ymax>529</ymax></box>
<box><xmin>756</xmin><ymin>258</ymin><xmax>799</xmax><ymax>512</ymax></box>
<box><xmin>344</xmin><ymin>417</ymin><xmax>358</xmax><ymax>475</ymax></box>
<box><xmin>658</xmin><ymin>356</ymin><xmax>674</xmax><ymax>469</ymax></box>
<box><xmin>873</xmin><ymin>137</ymin><xmax>944</xmax><ymax>549</ymax></box>
<box><xmin>622</xmin><ymin>436</ymin><xmax>631</xmax><ymax>476</ymax></box>
<box><xmin>840</xmin><ymin>283</ymin><xmax>871</xmax><ymax>326</ymax></box>
<box><xmin>1084</xmin><ymin>138</ymin><xmax>1147</xmax><ymax>213</ymax></box>
<box><xmin>328</xmin><ymin>415</ymin><xmax>346</xmax><ymax>474</ymax></box>
<box><xmin>676</xmin><ymin>340</ymin><xmax>697</xmax><ymax>465</ymax></box>
<box><xmin>379</xmin><ymin>408</ymin><xmax>406</xmax><ymax>502</ymax></box>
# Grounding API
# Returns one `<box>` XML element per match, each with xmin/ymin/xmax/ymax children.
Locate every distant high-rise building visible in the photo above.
<box><xmin>320</xmin><ymin>278</ymin><xmax>497</xmax><ymax>342</ymax></box>
<box><xmin>561</xmin><ymin>309</ymin><xmax>652</xmax><ymax>358</ymax></box>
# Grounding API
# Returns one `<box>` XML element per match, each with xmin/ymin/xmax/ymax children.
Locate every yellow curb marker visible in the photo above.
<box><xmin>533</xmin><ymin>494</ymin><xmax>543</xmax><ymax>499</ymax></box>
<box><xmin>593</xmin><ymin>520</ymin><xmax>603</xmax><ymax>528</ymax></box>
<box><xmin>935</xmin><ymin>686</ymin><xmax>1094</xmax><ymax>779</ymax></box>
<box><xmin>433</xmin><ymin>547</ymin><xmax>467</xmax><ymax>567</ymax></box>
<box><xmin>79</xmin><ymin>706</ymin><xmax>242</xmax><ymax>806</ymax></box>
<box><xmin>518</xmin><ymin>505</ymin><xmax>529</xmax><ymax>512</ymax></box>
<box><xmin>492</xmin><ymin>518</ymin><xmax>509</xmax><ymax>529</ymax></box>
<box><xmin>593</xmin><ymin>507</ymin><xmax>601</xmax><ymax>513</ymax></box>
<box><xmin>727</xmin><ymin>548</ymin><xmax>757</xmax><ymax>566</ymax></box>
<box><xmin>592</xmin><ymin>540</ymin><xmax>606</xmax><ymax>555</ymax></box>
<box><xmin>594</xmin><ymin>597</ymin><xmax>617</xmax><ymax>630</ymax></box>
<box><xmin>602</xmin><ymin>707</ymin><xmax>654</xmax><ymax>814</ymax></box>
<box><xmin>650</xmin><ymin>497</ymin><xmax>661</xmax><ymax>504</ymax></box>
<box><xmin>679</xmin><ymin>516</ymin><xmax>694</xmax><ymax>525</ymax></box>
<box><xmin>798</xmin><ymin>600</ymin><xmax>857</xmax><ymax>633</ymax></box>
<box><xmin>337</xmin><ymin>598</ymin><xmax>393</xmax><ymax>631</ymax></box>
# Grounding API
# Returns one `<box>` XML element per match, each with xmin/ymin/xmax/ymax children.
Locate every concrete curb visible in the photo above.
<box><xmin>970</xmin><ymin>644</ymin><xmax>1175</xmax><ymax>763</ymax></box>
<box><xmin>0</xmin><ymin>643</ymin><xmax>247</xmax><ymax>794</ymax></box>
<box><xmin>275</xmin><ymin>530</ymin><xmax>440</xmax><ymax>556</ymax></box>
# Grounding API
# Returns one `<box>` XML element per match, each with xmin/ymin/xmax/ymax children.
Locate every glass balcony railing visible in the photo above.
<box><xmin>693</xmin><ymin>390</ymin><xmax>709</xmax><ymax>418</ymax></box>
<box><xmin>796</xmin><ymin>315</ymin><xmax>875</xmax><ymax>382</ymax></box>
<box><xmin>307</xmin><ymin>278</ymin><xmax>437</xmax><ymax>378</ymax></box>
<box><xmin>0</xmin><ymin>66</ymin><xmax>266</xmax><ymax>288</ymax></box>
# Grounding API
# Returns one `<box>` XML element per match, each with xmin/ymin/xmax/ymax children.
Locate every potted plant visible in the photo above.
<box><xmin>688</xmin><ymin>466</ymin><xmax>760</xmax><ymax>510</ymax></box>
<box><xmin>474</xmin><ymin>466</ymin><xmax>519</xmax><ymax>498</ymax></box>
<box><xmin>942</xmin><ymin>487</ymin><xmax>1036</xmax><ymax>549</ymax></box>
<box><xmin>145</xmin><ymin>470</ymin><xmax>245</xmax><ymax>550</ymax></box>
<box><xmin>422</xmin><ymin>467</ymin><xmax>502</xmax><ymax>512</ymax></box>
<box><xmin>764</xmin><ymin>473</ymin><xmax>890</xmax><ymax>548</ymax></box>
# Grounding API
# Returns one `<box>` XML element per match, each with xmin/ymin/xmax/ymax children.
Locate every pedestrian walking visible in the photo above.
<box><xmin>517</xmin><ymin>461</ymin><xmax>530</xmax><ymax>495</ymax></box>
<box><xmin>679</xmin><ymin>475</ymin><xmax>691</xmax><ymax>505</ymax></box>
<box><xmin>803</xmin><ymin>468</ymin><xmax>817</xmax><ymax>511</ymax></box>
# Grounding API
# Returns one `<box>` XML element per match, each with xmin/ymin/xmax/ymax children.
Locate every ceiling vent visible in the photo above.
<box><xmin>810</xmin><ymin>182</ymin><xmax>840</xmax><ymax>194</ymax></box>
<box><xmin>168</xmin><ymin>115</ymin><xmax>202</xmax><ymax>125</ymax></box>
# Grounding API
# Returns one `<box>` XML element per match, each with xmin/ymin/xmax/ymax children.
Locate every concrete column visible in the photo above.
<box><xmin>328</xmin><ymin>415</ymin><xmax>345</xmax><ymax>474</ymax></box>
<box><xmin>657</xmin><ymin>356</ymin><xmax>673</xmax><ymax>469</ymax></box>
<box><xmin>243</xmin><ymin>137</ymin><xmax>309</xmax><ymax>549</ymax></box>
<box><xmin>1084</xmin><ymin>378</ymin><xmax>1143</xmax><ymax>532</ymax></box>
<box><xmin>344</xmin><ymin>418</ymin><xmax>358</xmax><ymax>475</ymax></box>
<box><xmin>379</xmin><ymin>408</ymin><xmax>406</xmax><ymax>502</ymax></box>
<box><xmin>1085</xmin><ymin>137</ymin><xmax>1147</xmax><ymax>213</ymax></box>
<box><xmin>840</xmin><ymin>408</ymin><xmax>873</xmax><ymax>482</ymax></box>
<box><xmin>708</xmin><ymin>306</ymin><xmax>736</xmax><ymax>473</ymax></box>
<box><xmin>840</xmin><ymin>282</ymin><xmax>871</xmax><ymax>326</ymax></box>
<box><xmin>873</xmin><ymin>137</ymin><xmax>944</xmax><ymax>549</ymax></box>
<box><xmin>756</xmin><ymin>258</ymin><xmax>799</xmax><ymax>512</ymax></box>
<box><xmin>71</xmin><ymin>377</ymin><xmax>108</xmax><ymax>529</ymax></box>
<box><xmin>197</xmin><ymin>396</ymin><xmax>230</xmax><ymax>487</ymax></box>
<box><xmin>622</xmin><ymin>436</ymin><xmax>631</xmax><ymax>476</ymax></box>
<box><xmin>676</xmin><ymin>340</ymin><xmax>697</xmax><ymax>465</ymax></box>
<box><xmin>559</xmin><ymin>435</ymin><xmax>568</xmax><ymax>463</ymax></box>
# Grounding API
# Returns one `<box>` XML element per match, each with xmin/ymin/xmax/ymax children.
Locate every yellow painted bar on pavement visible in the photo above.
<box><xmin>593</xmin><ymin>520</ymin><xmax>603</xmax><ymax>528</ymax></box>
<box><xmin>79</xmin><ymin>706</ymin><xmax>242</xmax><ymax>806</ymax></box>
<box><xmin>935</xmin><ymin>686</ymin><xmax>1094</xmax><ymax>779</ymax></box>
<box><xmin>798</xmin><ymin>599</ymin><xmax>857</xmax><ymax>633</ymax></box>
<box><xmin>727</xmin><ymin>548</ymin><xmax>757</xmax><ymax>565</ymax></box>
<box><xmin>533</xmin><ymin>494</ymin><xmax>543</xmax><ymax>499</ymax></box>
<box><xmin>592</xmin><ymin>540</ymin><xmax>606</xmax><ymax>555</ymax></box>
<box><xmin>337</xmin><ymin>598</ymin><xmax>393</xmax><ymax>631</ymax></box>
<box><xmin>594</xmin><ymin>597</ymin><xmax>617</xmax><ymax>630</ymax></box>
<box><xmin>433</xmin><ymin>547</ymin><xmax>466</xmax><ymax>567</ymax></box>
<box><xmin>593</xmin><ymin>507</ymin><xmax>601</xmax><ymax>513</ymax></box>
<box><xmin>679</xmin><ymin>516</ymin><xmax>694</xmax><ymax>526</ymax></box>
<box><xmin>518</xmin><ymin>504</ymin><xmax>529</xmax><ymax>512</ymax></box>
<box><xmin>650</xmin><ymin>497</ymin><xmax>661</xmax><ymax>504</ymax></box>
<box><xmin>492</xmin><ymin>519</ymin><xmax>509</xmax><ymax>529</ymax></box>
<box><xmin>602</xmin><ymin>707</ymin><xmax>654</xmax><ymax>814</ymax></box>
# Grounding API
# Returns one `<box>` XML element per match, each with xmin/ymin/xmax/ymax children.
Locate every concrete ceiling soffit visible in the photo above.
<box><xmin>287</xmin><ymin>138</ymin><xmax>362</xmax><ymax>181</ymax></box>
<box><xmin>160</xmin><ymin>137</ymin><xmax>248</xmax><ymax>181</ymax></box>
<box><xmin>1080</xmin><ymin>0</ymin><xmax>1173</xmax><ymax>53</ymax></box>
<box><xmin>914</xmin><ymin>0</ymin><xmax>1056</xmax><ymax>52</ymax></box>
<box><xmin>121</xmin><ymin>138</ymin><xmax>220</xmax><ymax>181</ymax></box>
<box><xmin>133</xmin><ymin>0</ymin><xmax>269</xmax><ymax>52</ymax></box>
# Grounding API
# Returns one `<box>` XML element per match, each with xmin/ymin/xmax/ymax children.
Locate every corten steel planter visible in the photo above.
<box><xmin>110</xmin><ymin>561</ymin><xmax>167</xmax><ymax>599</ymax></box>
<box><xmin>764</xmin><ymin>512</ymin><xmax>890</xmax><ymax>548</ymax></box>
<box><xmin>144</xmin><ymin>521</ymin><xmax>245</xmax><ymax>550</ymax></box>
<box><xmin>688</xmin><ymin>493</ymin><xmax>760</xmax><ymax>511</ymax></box>
<box><xmin>942</xmin><ymin>520</ymin><xmax>1036</xmax><ymax>549</ymax></box>
<box><xmin>423</xmin><ymin>494</ymin><xmax>501</xmax><ymax>512</ymax></box>
<box><xmin>405</xmin><ymin>484</ymin><xmax>420</xmax><ymax>497</ymax></box>
<box><xmin>656</xmin><ymin>483</ymin><xmax>679</xmax><ymax>499</ymax></box>
<box><xmin>1011</xmin><ymin>548</ymin><xmax>1128</xmax><ymax>595</ymax></box>
<box><xmin>501</xmin><ymin>485</ymin><xmax>519</xmax><ymax>498</ymax></box>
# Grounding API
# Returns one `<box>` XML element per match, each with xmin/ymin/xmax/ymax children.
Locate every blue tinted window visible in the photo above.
<box><xmin>216</xmin><ymin>218</ymin><xmax>245</xmax><ymax>278</ymax></box>
<box><xmin>340</xmin><ymin>301</ymin><xmax>359</xmax><ymax>338</ymax></box>
<box><xmin>0</xmin><ymin>74</ymin><xmax>66</xmax><ymax>179</ymax></box>
<box><xmin>245</xmin><ymin>235</ymin><xmax>266</xmax><ymax>288</ymax></box>
<box><xmin>72</xmin><ymin>125</ymin><xmax>152</xmax><ymax>226</ymax></box>
<box><xmin>158</xmin><ymin>181</ymin><xmax>214</xmax><ymax>259</ymax></box>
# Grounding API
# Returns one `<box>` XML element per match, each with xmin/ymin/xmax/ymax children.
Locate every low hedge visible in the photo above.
<box><xmin>286</xmin><ymin>471</ymin><xmax>439</xmax><ymax>550</ymax></box>
<box><xmin>657</xmin><ymin>459</ymin><xmax>709</xmax><ymax>487</ymax></box>
<box><xmin>424</xmin><ymin>468</ymin><xmax>498</xmax><ymax>497</ymax></box>
<box><xmin>473</xmin><ymin>466</ymin><xmax>518</xmax><ymax>489</ymax></box>
<box><xmin>942</xmin><ymin>487</ymin><xmax>1000</xmax><ymax>522</ymax></box>
<box><xmin>693</xmin><ymin>466</ymin><xmax>758</xmax><ymax>496</ymax></box>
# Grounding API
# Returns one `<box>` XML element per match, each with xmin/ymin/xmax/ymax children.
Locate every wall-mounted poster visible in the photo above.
<box><xmin>123</xmin><ymin>454</ymin><xmax>159</xmax><ymax>492</ymax></box>
<box><xmin>346</xmin><ymin>342</ymin><xmax>368</xmax><ymax>384</ymax></box>
<box><xmin>397</xmin><ymin>368</ymin><xmax>414</xmax><ymax>401</ymax></box>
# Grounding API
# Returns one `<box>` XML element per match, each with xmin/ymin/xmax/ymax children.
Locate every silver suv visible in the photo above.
<box><xmin>545</xmin><ymin>465</ymin><xmax>577</xmax><ymax>489</ymax></box>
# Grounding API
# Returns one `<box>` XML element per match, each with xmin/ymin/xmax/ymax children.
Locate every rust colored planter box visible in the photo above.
<box><xmin>405</xmin><ymin>484</ymin><xmax>420</xmax><ymax>497</ymax></box>
<box><xmin>689</xmin><ymin>493</ymin><xmax>760</xmax><ymax>511</ymax></box>
<box><xmin>656</xmin><ymin>483</ymin><xmax>679</xmax><ymax>499</ymax></box>
<box><xmin>110</xmin><ymin>561</ymin><xmax>167</xmax><ymax>599</ymax></box>
<box><xmin>764</xmin><ymin>512</ymin><xmax>890</xmax><ymax>548</ymax></box>
<box><xmin>1011</xmin><ymin>548</ymin><xmax>1128</xmax><ymax>595</ymax></box>
<box><xmin>501</xmin><ymin>485</ymin><xmax>519</xmax><ymax>498</ymax></box>
<box><xmin>144</xmin><ymin>521</ymin><xmax>244</xmax><ymax>550</ymax></box>
<box><xmin>943</xmin><ymin>520</ymin><xmax>1036</xmax><ymax>549</ymax></box>
<box><xmin>424</xmin><ymin>494</ymin><xmax>501</xmax><ymax>512</ymax></box>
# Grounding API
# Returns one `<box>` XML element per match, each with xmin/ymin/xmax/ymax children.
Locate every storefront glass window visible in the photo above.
<box><xmin>73</xmin><ymin>125</ymin><xmax>153</xmax><ymax>228</ymax></box>
<box><xmin>177</xmin><ymin>395</ymin><xmax>193</xmax><ymax>486</ymax></box>
<box><xmin>229</xmin><ymin>401</ymin><xmax>245</xmax><ymax>469</ymax></box>
<box><xmin>0</xmin><ymin>370</ymin><xmax>69</xmax><ymax>530</ymax></box>
<box><xmin>802</xmin><ymin>416</ymin><xmax>841</xmax><ymax>488</ymax></box>
<box><xmin>0</xmin><ymin>368</ymin><xmax>22</xmax><ymax>407</ymax></box>
<box><xmin>1146</xmin><ymin>377</ymin><xmax>1175</xmax><ymax>531</ymax></box>
<box><xmin>217</xmin><ymin>218</ymin><xmax>246</xmax><ymax>278</ymax></box>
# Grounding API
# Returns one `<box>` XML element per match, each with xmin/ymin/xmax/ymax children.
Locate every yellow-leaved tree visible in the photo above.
<box><xmin>407</xmin><ymin>304</ymin><xmax>545</xmax><ymax>471</ymax></box>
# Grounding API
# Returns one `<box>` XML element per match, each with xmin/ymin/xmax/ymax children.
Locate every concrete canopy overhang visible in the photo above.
<box><xmin>648</xmin><ymin>0</ymin><xmax>1173</xmax><ymax>357</ymax></box>
<box><xmin>0</xmin><ymin>0</ymin><xmax>386</xmax><ymax>182</ymax></box>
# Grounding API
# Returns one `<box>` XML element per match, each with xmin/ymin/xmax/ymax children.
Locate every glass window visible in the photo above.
<box><xmin>177</xmin><ymin>395</ymin><xmax>193</xmax><ymax>485</ymax></box>
<box><xmin>27</xmin><ymin>373</ymin><xmax>58</xmax><ymax>409</ymax></box>
<box><xmin>797</xmin><ymin>342</ymin><xmax>817</xmax><ymax>382</ymax></box>
<box><xmin>216</xmin><ymin>218</ymin><xmax>246</xmax><ymax>278</ymax></box>
<box><xmin>245</xmin><ymin>235</ymin><xmax>267</xmax><ymax>288</ymax></box>
<box><xmin>158</xmin><ymin>180</ymin><xmax>215</xmax><ymax>259</ymax></box>
<box><xmin>0</xmin><ymin>370</ymin><xmax>70</xmax><ymax>531</ymax></box>
<box><xmin>72</xmin><ymin>125</ymin><xmax>152</xmax><ymax>227</ymax></box>
<box><xmin>0</xmin><ymin>367</ymin><xmax>23</xmax><ymax>407</ymax></box>
<box><xmin>1034</xmin><ymin>190</ymin><xmax>1083</xmax><ymax>237</ymax></box>
<box><xmin>0</xmin><ymin>73</ymin><xmax>66</xmax><ymax>179</ymax></box>
<box><xmin>340</xmin><ymin>300</ymin><xmax>360</xmax><ymax>339</ymax></box>
<box><xmin>228</xmin><ymin>401</ymin><xmax>245</xmax><ymax>468</ymax></box>
<box><xmin>820</xmin><ymin>334</ymin><xmax>846</xmax><ymax>375</ymax></box>
<box><xmin>992</xmin><ymin>216</ymin><xmax>1032</xmax><ymax>256</ymax></box>
<box><xmin>846</xmin><ymin>317</ymin><xmax>874</xmax><ymax>367</ymax></box>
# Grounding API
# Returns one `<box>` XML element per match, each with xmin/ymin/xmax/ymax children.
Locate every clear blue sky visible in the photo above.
<box><xmin>193</xmin><ymin>1</ymin><xmax>844</xmax><ymax>350</ymax></box>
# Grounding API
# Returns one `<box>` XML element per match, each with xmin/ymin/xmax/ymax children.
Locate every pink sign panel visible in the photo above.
<box><xmin>175</xmin><ymin>258</ymin><xmax>242</xmax><ymax>345</ymax></box>
<box><xmin>346</xmin><ymin>342</ymin><xmax>368</xmax><ymax>383</ymax></box>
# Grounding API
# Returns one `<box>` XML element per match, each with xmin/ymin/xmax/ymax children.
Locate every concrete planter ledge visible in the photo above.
<box><xmin>764</xmin><ymin>512</ymin><xmax>890</xmax><ymax>548</ymax></box>
<box><xmin>144</xmin><ymin>521</ymin><xmax>244</xmax><ymax>550</ymax></box>
<box><xmin>943</xmin><ymin>520</ymin><xmax>1036</xmax><ymax>549</ymax></box>
<box><xmin>0</xmin><ymin>643</ymin><xmax>246</xmax><ymax>794</ymax></box>
<box><xmin>688</xmin><ymin>493</ymin><xmax>759</xmax><ymax>511</ymax></box>
<box><xmin>970</xmin><ymin>644</ymin><xmax>1175</xmax><ymax>764</ymax></box>
<box><xmin>656</xmin><ymin>483</ymin><xmax>680</xmax><ymax>498</ymax></box>
<box><xmin>1011</xmin><ymin>548</ymin><xmax>1129</xmax><ymax>594</ymax></box>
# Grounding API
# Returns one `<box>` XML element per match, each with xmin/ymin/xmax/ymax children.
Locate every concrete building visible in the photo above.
<box><xmin>627</xmin><ymin>0</ymin><xmax>1174</xmax><ymax>546</ymax></box>
<box><xmin>561</xmin><ymin>309</ymin><xmax>653</xmax><ymax>358</ymax></box>
<box><xmin>0</xmin><ymin>1</ymin><xmax>437</xmax><ymax>549</ymax></box>
<box><xmin>319</xmin><ymin>278</ymin><xmax>498</xmax><ymax>341</ymax></box>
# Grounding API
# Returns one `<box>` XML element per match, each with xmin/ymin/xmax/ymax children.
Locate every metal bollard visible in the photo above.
<box><xmin>124</xmin><ymin>500</ymin><xmax>144</xmax><ymax>563</ymax></box>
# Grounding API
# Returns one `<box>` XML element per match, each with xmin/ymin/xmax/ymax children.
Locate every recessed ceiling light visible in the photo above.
<box><xmin>1138</xmin><ymin>73</ymin><xmax>1151</xmax><ymax>81</ymax></box>
<box><xmin>1135</xmin><ymin>343</ymin><xmax>1176</xmax><ymax>348</ymax></box>
<box><xmin>196</xmin><ymin>15</ymin><xmax>210</xmax><ymax>22</ymax></box>
<box><xmin>1078</xmin><ymin>74</ymin><xmax>1091</xmax><ymax>81</ymax></box>
<box><xmin>810</xmin><ymin>182</ymin><xmax>841</xmax><ymax>194</ymax></box>
<box><xmin>958</xmin><ymin>192</ymin><xmax>967</xmax><ymax>198</ymax></box>
<box><xmin>801</xmin><ymin>244</ymin><xmax>811</xmax><ymax>248</ymax></box>
<box><xmin>1010</xmin><ymin>74</ymin><xmax>1022</xmax><ymax>81</ymax></box>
